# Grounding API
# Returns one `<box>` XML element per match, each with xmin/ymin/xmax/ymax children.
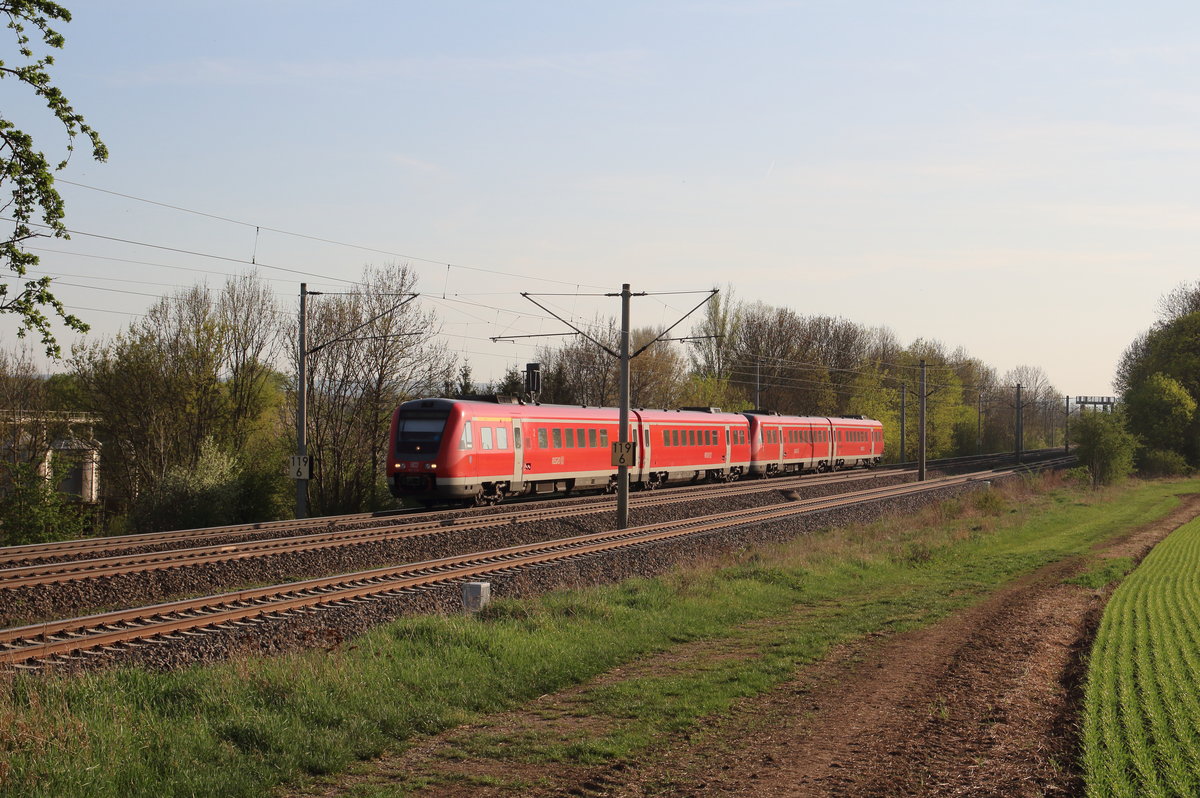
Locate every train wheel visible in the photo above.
<box><xmin>473</xmin><ymin>490</ymin><xmax>500</xmax><ymax>507</ymax></box>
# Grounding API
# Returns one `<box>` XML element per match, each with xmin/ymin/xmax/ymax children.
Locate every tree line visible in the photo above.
<box><xmin>0</xmin><ymin>265</ymin><xmax>456</xmax><ymax>544</ymax></box>
<box><xmin>523</xmin><ymin>287</ymin><xmax>1064</xmax><ymax>465</ymax></box>
<box><xmin>2</xmin><ymin>274</ymin><xmax>1078</xmax><ymax>545</ymax></box>
<box><xmin>1057</xmin><ymin>281</ymin><xmax>1200</xmax><ymax>488</ymax></box>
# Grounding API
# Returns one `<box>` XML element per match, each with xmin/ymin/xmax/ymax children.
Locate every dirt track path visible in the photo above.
<box><xmin>291</xmin><ymin>495</ymin><xmax>1200</xmax><ymax>798</ymax></box>
<box><xmin>604</xmin><ymin>495</ymin><xmax>1200</xmax><ymax>798</ymax></box>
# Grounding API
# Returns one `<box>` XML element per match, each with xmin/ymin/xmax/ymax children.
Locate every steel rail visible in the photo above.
<box><xmin>0</xmin><ymin>449</ymin><xmax>1051</xmax><ymax>589</ymax></box>
<box><xmin>0</xmin><ymin>511</ymin><xmax>396</xmax><ymax>565</ymax></box>
<box><xmin>0</xmin><ymin>448</ymin><xmax>1057</xmax><ymax>570</ymax></box>
<box><xmin>0</xmin><ymin>462</ymin><xmax>1064</xmax><ymax>668</ymax></box>
<box><xmin>0</xmin><ymin>467</ymin><xmax>901</xmax><ymax>590</ymax></box>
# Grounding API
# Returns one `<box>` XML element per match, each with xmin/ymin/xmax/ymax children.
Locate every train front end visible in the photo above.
<box><xmin>387</xmin><ymin>398</ymin><xmax>472</xmax><ymax>503</ymax></box>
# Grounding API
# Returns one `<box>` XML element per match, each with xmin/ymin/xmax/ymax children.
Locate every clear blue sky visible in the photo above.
<box><xmin>9</xmin><ymin>1</ymin><xmax>1200</xmax><ymax>394</ymax></box>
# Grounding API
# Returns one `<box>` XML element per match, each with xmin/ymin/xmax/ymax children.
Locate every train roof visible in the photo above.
<box><xmin>397</xmin><ymin>397</ymin><xmax>748</xmax><ymax>424</ymax></box>
<box><xmin>744</xmin><ymin>413</ymin><xmax>881</xmax><ymax>426</ymax></box>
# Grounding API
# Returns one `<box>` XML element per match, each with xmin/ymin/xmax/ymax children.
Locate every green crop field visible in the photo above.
<box><xmin>1083</xmin><ymin>515</ymin><xmax>1200</xmax><ymax>797</ymax></box>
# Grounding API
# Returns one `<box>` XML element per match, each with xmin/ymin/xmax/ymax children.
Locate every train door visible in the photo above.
<box><xmin>639</xmin><ymin>419</ymin><xmax>651</xmax><ymax>479</ymax></box>
<box><xmin>723</xmin><ymin>425</ymin><xmax>731</xmax><ymax>467</ymax></box>
<box><xmin>511</xmin><ymin>420</ymin><xmax>525</xmax><ymax>489</ymax></box>
<box><xmin>632</xmin><ymin>418</ymin><xmax>647</xmax><ymax>484</ymax></box>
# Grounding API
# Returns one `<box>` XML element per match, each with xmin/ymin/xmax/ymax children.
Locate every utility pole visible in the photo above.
<box><xmin>296</xmin><ymin>283</ymin><xmax>316</xmax><ymax>519</ymax></box>
<box><xmin>1064</xmin><ymin>394</ymin><xmax>1070</xmax><ymax>454</ymax></box>
<box><xmin>918</xmin><ymin>360</ymin><xmax>927</xmax><ymax>481</ymax></box>
<box><xmin>755</xmin><ymin>360</ymin><xmax>761</xmax><ymax>410</ymax></box>
<box><xmin>1015</xmin><ymin>383</ymin><xmax>1023</xmax><ymax>464</ymax></box>
<box><xmin>899</xmin><ymin>383</ymin><xmax>907</xmax><ymax>463</ymax></box>
<box><xmin>977</xmin><ymin>391</ymin><xmax>983</xmax><ymax>455</ymax></box>
<box><xmin>617</xmin><ymin>284</ymin><xmax>632</xmax><ymax>530</ymax></box>
<box><xmin>506</xmin><ymin>285</ymin><xmax>716</xmax><ymax>530</ymax></box>
<box><xmin>294</xmin><ymin>283</ymin><xmax>419</xmax><ymax>520</ymax></box>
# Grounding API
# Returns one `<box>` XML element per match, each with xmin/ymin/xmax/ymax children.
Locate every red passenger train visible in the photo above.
<box><xmin>386</xmin><ymin>397</ymin><xmax>883</xmax><ymax>506</ymax></box>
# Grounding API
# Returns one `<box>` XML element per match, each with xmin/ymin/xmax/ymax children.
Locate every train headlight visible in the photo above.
<box><xmin>429</xmin><ymin>463</ymin><xmax>437</xmax><ymax>470</ymax></box>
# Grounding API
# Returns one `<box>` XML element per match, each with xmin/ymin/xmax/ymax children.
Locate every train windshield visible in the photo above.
<box><xmin>395</xmin><ymin>409</ymin><xmax>450</xmax><ymax>456</ymax></box>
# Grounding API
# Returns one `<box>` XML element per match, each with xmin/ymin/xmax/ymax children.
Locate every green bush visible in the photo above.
<box><xmin>0</xmin><ymin>460</ymin><xmax>90</xmax><ymax>545</ymax></box>
<box><xmin>1136</xmin><ymin>447</ymin><xmax>1191</xmax><ymax>478</ymax></box>
<box><xmin>129</xmin><ymin>438</ymin><xmax>242</xmax><ymax>532</ymax></box>
<box><xmin>1073</xmin><ymin>409</ymin><xmax>1138</xmax><ymax>487</ymax></box>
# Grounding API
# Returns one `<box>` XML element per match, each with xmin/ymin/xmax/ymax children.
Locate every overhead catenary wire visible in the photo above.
<box><xmin>53</xmin><ymin>179</ymin><xmax>609</xmax><ymax>290</ymax></box>
<box><xmin>13</xmin><ymin>182</ymin><xmax>1064</xmax><ymax>399</ymax></box>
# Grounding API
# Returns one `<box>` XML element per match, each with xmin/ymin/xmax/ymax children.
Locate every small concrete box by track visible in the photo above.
<box><xmin>462</xmin><ymin>582</ymin><xmax>492</xmax><ymax>612</ymax></box>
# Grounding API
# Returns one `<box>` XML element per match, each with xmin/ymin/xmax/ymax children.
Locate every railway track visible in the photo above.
<box><xmin>0</xmin><ymin>468</ymin><xmax>889</xmax><ymax>590</ymax></box>
<box><xmin>0</xmin><ymin>448</ymin><xmax>1057</xmax><ymax>573</ymax></box>
<box><xmin>0</xmin><ymin>459</ymin><xmax>1069</xmax><ymax>670</ymax></box>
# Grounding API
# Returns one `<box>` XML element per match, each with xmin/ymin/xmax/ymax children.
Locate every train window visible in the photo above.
<box><xmin>687</xmin><ymin>430</ymin><xmax>695</xmax><ymax>445</ymax></box>
<box><xmin>480</xmin><ymin>426</ymin><xmax>494</xmax><ymax>450</ymax></box>
<box><xmin>537</xmin><ymin>428</ymin><xmax>547</xmax><ymax>448</ymax></box>
<box><xmin>565</xmin><ymin>429</ymin><xmax>575</xmax><ymax>448</ymax></box>
<box><xmin>578</xmin><ymin>429</ymin><xmax>586</xmax><ymax>447</ymax></box>
<box><xmin>644</xmin><ymin>430</ymin><xmax>651</xmax><ymax>445</ymax></box>
<box><xmin>589</xmin><ymin>429</ymin><xmax>597</xmax><ymax>448</ymax></box>
<box><xmin>663</xmin><ymin>429</ymin><xmax>670</xmax><ymax>446</ymax></box>
<box><xmin>600</xmin><ymin>429</ymin><xmax>609</xmax><ymax>447</ymax></box>
<box><xmin>396</xmin><ymin>410</ymin><xmax>450</xmax><ymax>455</ymax></box>
<box><xmin>459</xmin><ymin>424</ymin><xmax>473</xmax><ymax>450</ymax></box>
<box><xmin>552</xmin><ymin>428</ymin><xmax>562</xmax><ymax>448</ymax></box>
<box><xmin>672</xmin><ymin>430</ymin><xmax>679</xmax><ymax>446</ymax></box>
<box><xmin>497</xmin><ymin>428</ymin><xmax>509</xmax><ymax>449</ymax></box>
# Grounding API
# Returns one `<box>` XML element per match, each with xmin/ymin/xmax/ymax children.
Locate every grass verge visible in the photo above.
<box><xmin>0</xmin><ymin>474</ymin><xmax>1195</xmax><ymax>798</ymax></box>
